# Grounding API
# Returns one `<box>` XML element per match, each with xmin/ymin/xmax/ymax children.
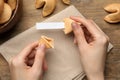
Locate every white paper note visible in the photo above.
<box><xmin>36</xmin><ymin>22</ymin><xmax>64</xmax><ymax>30</ymax></box>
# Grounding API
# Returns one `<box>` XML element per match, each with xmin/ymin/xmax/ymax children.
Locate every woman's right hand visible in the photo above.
<box><xmin>71</xmin><ymin>16</ymin><xmax>109</xmax><ymax>80</ymax></box>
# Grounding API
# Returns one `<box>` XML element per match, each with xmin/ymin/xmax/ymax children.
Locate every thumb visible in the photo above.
<box><xmin>72</xmin><ymin>22</ymin><xmax>87</xmax><ymax>47</ymax></box>
<box><xmin>33</xmin><ymin>44</ymin><xmax>46</xmax><ymax>71</ymax></box>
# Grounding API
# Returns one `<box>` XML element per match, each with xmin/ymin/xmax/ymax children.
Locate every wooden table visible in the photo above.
<box><xmin>0</xmin><ymin>0</ymin><xmax>120</xmax><ymax>80</ymax></box>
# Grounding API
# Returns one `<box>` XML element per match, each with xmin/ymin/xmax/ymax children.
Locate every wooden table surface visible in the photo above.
<box><xmin>0</xmin><ymin>0</ymin><xmax>120</xmax><ymax>80</ymax></box>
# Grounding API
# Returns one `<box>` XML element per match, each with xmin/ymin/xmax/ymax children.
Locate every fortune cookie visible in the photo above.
<box><xmin>104</xmin><ymin>3</ymin><xmax>120</xmax><ymax>23</ymax></box>
<box><xmin>35</xmin><ymin>0</ymin><xmax>56</xmax><ymax>17</ymax></box>
<box><xmin>0</xmin><ymin>3</ymin><xmax>12</xmax><ymax>24</ymax></box>
<box><xmin>8</xmin><ymin>0</ymin><xmax>17</xmax><ymax>11</ymax></box>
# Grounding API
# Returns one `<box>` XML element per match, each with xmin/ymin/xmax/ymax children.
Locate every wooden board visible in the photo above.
<box><xmin>0</xmin><ymin>0</ymin><xmax>120</xmax><ymax>80</ymax></box>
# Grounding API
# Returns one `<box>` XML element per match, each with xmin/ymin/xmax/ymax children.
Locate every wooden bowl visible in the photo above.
<box><xmin>0</xmin><ymin>0</ymin><xmax>22</xmax><ymax>34</ymax></box>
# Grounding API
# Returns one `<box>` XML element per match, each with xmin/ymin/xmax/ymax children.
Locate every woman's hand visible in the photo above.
<box><xmin>9</xmin><ymin>41</ymin><xmax>47</xmax><ymax>80</ymax></box>
<box><xmin>71</xmin><ymin>16</ymin><xmax>109</xmax><ymax>80</ymax></box>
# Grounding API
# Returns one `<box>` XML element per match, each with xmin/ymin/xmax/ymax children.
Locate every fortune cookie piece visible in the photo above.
<box><xmin>63</xmin><ymin>18</ymin><xmax>82</xmax><ymax>34</ymax></box>
<box><xmin>39</xmin><ymin>36</ymin><xmax>54</xmax><ymax>48</ymax></box>
<box><xmin>63</xmin><ymin>18</ymin><xmax>74</xmax><ymax>34</ymax></box>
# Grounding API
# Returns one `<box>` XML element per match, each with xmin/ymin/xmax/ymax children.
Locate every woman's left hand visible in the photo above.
<box><xmin>9</xmin><ymin>41</ymin><xmax>47</xmax><ymax>80</ymax></box>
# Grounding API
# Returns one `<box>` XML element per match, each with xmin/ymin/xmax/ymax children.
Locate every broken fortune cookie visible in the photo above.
<box><xmin>39</xmin><ymin>36</ymin><xmax>54</xmax><ymax>48</ymax></box>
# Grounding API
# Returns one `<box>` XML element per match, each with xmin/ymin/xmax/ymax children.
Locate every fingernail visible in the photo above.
<box><xmin>41</xmin><ymin>44</ymin><xmax>45</xmax><ymax>49</ymax></box>
<box><xmin>72</xmin><ymin>22</ymin><xmax>78</xmax><ymax>29</ymax></box>
<box><xmin>37</xmin><ymin>44</ymin><xmax>45</xmax><ymax>50</ymax></box>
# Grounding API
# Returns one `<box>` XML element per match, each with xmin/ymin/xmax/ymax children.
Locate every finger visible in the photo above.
<box><xmin>43</xmin><ymin>59</ymin><xmax>48</xmax><ymax>71</ymax></box>
<box><xmin>72</xmin><ymin>22</ymin><xmax>87</xmax><ymax>46</ymax></box>
<box><xmin>19</xmin><ymin>41</ymin><xmax>39</xmax><ymax>59</ymax></box>
<box><xmin>33</xmin><ymin>44</ymin><xmax>46</xmax><ymax>71</ymax></box>
<box><xmin>70</xmin><ymin>16</ymin><xmax>101</xmax><ymax>36</ymax></box>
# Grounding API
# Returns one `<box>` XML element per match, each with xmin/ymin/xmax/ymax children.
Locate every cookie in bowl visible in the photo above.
<box><xmin>0</xmin><ymin>0</ymin><xmax>21</xmax><ymax>34</ymax></box>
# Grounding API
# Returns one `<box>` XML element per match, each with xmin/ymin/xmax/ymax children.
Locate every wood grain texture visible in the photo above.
<box><xmin>0</xmin><ymin>0</ymin><xmax>120</xmax><ymax>80</ymax></box>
